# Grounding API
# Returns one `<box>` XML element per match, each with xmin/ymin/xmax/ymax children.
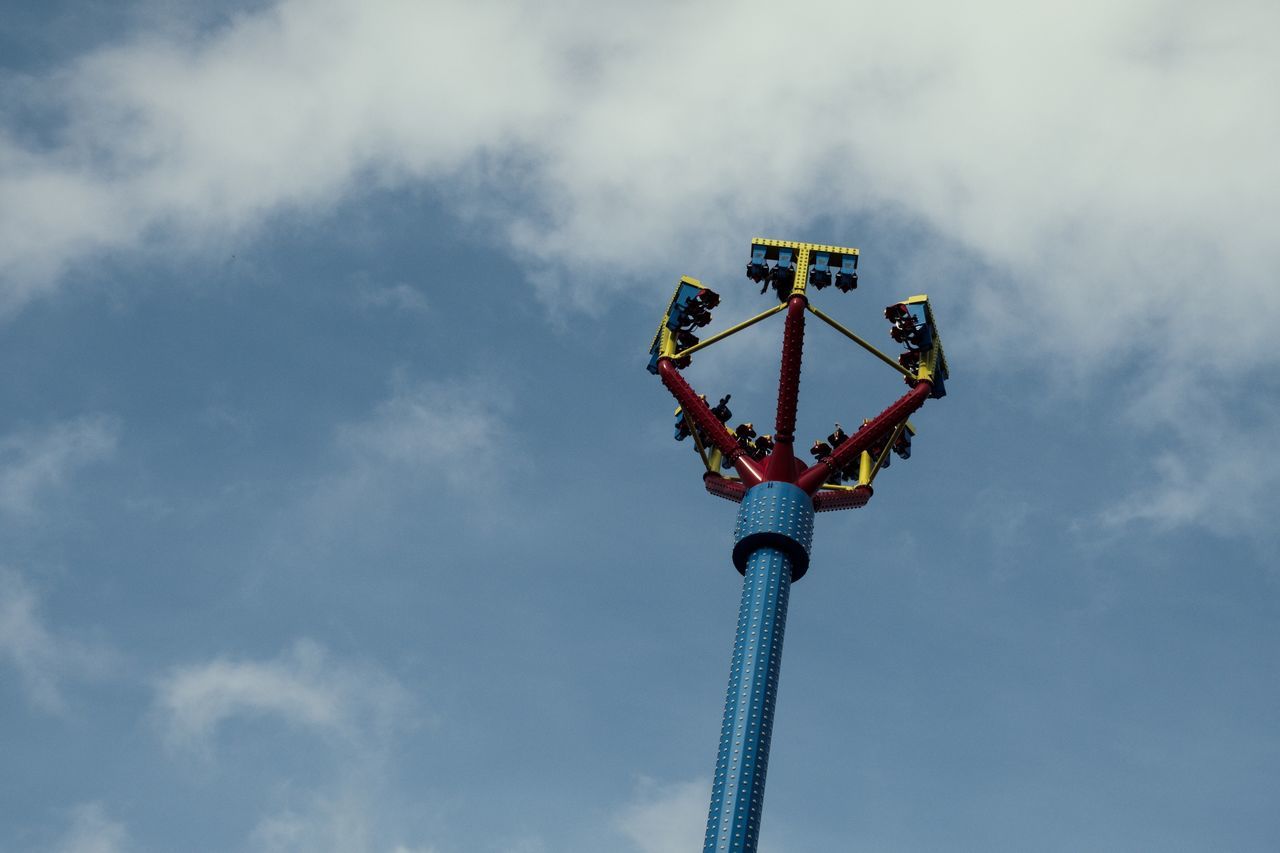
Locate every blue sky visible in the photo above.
<box><xmin>2</xmin><ymin>2</ymin><xmax>1278</xmax><ymax>851</ymax></box>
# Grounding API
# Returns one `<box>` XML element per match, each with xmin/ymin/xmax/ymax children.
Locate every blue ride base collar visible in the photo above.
<box><xmin>731</xmin><ymin>482</ymin><xmax>816</xmax><ymax>581</ymax></box>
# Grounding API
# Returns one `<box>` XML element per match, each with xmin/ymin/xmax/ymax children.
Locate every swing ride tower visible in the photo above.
<box><xmin>645</xmin><ymin>238</ymin><xmax>950</xmax><ymax>852</ymax></box>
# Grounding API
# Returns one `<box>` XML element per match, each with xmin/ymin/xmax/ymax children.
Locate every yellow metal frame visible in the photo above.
<box><xmin>649</xmin><ymin>275</ymin><xmax>705</xmax><ymax>362</ymax></box>
<box><xmin>749</xmin><ymin>237</ymin><xmax>860</xmax><ymax>299</ymax></box>
<box><xmin>660</xmin><ymin>241</ymin><xmax>881</xmax><ymax>370</ymax></box>
<box><xmin>821</xmin><ymin>419</ymin><xmax>916</xmax><ymax>490</ymax></box>
<box><xmin>679</xmin><ymin>408</ymin><xmax>712</xmax><ymax>470</ymax></box>
<box><xmin>866</xmin><ymin>421</ymin><xmax>911</xmax><ymax>486</ymax></box>
<box><xmin>652</xmin><ymin>239</ymin><xmax>947</xmax><ymax>498</ymax></box>
<box><xmin>678</xmin><ymin>406</ymin><xmax>734</xmax><ymax>476</ymax></box>
<box><xmin>805</xmin><ymin>303</ymin><xmax>916</xmax><ymax>380</ymax></box>
<box><xmin>857</xmin><ymin>449</ymin><xmax>875</xmax><ymax>486</ymax></box>
<box><xmin>904</xmin><ymin>294</ymin><xmax>948</xmax><ymax>386</ymax></box>
<box><xmin>671</xmin><ymin>302</ymin><xmax>787</xmax><ymax>361</ymax></box>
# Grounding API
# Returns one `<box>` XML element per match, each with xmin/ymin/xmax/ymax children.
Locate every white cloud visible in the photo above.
<box><xmin>0</xmin><ymin>567</ymin><xmax>113</xmax><ymax>712</ymax></box>
<box><xmin>0</xmin><ymin>415</ymin><xmax>118</xmax><ymax>518</ymax></box>
<box><xmin>245</xmin><ymin>377</ymin><xmax>517</xmax><ymax>583</ymax></box>
<box><xmin>250</xmin><ymin>790</ymin><xmax>438</xmax><ymax>853</ymax></box>
<box><xmin>356</xmin><ymin>281</ymin><xmax>429</xmax><ymax>314</ymax></box>
<box><xmin>155</xmin><ymin>641</ymin><xmax>430</xmax><ymax>852</ymax></box>
<box><xmin>0</xmin><ymin>567</ymin><xmax>65</xmax><ymax>709</ymax></box>
<box><xmin>337</xmin><ymin>379</ymin><xmax>512</xmax><ymax>489</ymax></box>
<box><xmin>49</xmin><ymin>803</ymin><xmax>130</xmax><ymax>853</ymax></box>
<box><xmin>154</xmin><ymin>639</ymin><xmax>411</xmax><ymax>749</ymax></box>
<box><xmin>496</xmin><ymin>841</ymin><xmax>546</xmax><ymax>853</ymax></box>
<box><xmin>0</xmin><ymin>0</ymin><xmax>558</xmax><ymax>311</ymax></box>
<box><xmin>611</xmin><ymin>776</ymin><xmax>800</xmax><ymax>853</ymax></box>
<box><xmin>614</xmin><ymin>778</ymin><xmax>708</xmax><ymax>853</ymax></box>
<box><xmin>2</xmin><ymin>0</ymin><xmax>1277</xmax><ymax>532</ymax></box>
<box><xmin>1100</xmin><ymin>387</ymin><xmax>1280</xmax><ymax>538</ymax></box>
<box><xmin>2</xmin><ymin>0</ymin><xmax>1274</xmax><ymax>359</ymax></box>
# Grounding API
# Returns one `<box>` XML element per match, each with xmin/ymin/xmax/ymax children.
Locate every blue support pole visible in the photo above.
<box><xmin>704</xmin><ymin>482</ymin><xmax>814</xmax><ymax>853</ymax></box>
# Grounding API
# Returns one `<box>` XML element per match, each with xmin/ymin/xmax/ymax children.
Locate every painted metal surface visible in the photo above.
<box><xmin>772</xmin><ymin>296</ymin><xmax>807</xmax><ymax>449</ymax></box>
<box><xmin>704</xmin><ymin>483</ymin><xmax>814</xmax><ymax>853</ymax></box>
<box><xmin>646</xmin><ymin>238</ymin><xmax>951</xmax><ymax>849</ymax></box>
<box><xmin>658</xmin><ymin>358</ymin><xmax>764</xmax><ymax>487</ymax></box>
<box><xmin>703</xmin><ymin>472</ymin><xmax>748</xmax><ymax>503</ymax></box>
<box><xmin>794</xmin><ymin>380</ymin><xmax>933</xmax><ymax>494</ymax></box>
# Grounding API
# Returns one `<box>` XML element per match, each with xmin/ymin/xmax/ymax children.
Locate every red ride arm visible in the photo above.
<box><xmin>657</xmin><ymin>358</ymin><xmax>765</xmax><ymax>487</ymax></box>
<box><xmin>774</xmin><ymin>296</ymin><xmax>807</xmax><ymax>445</ymax></box>
<box><xmin>795</xmin><ymin>381</ymin><xmax>932</xmax><ymax>495</ymax></box>
<box><xmin>812</xmin><ymin>485</ymin><xmax>872</xmax><ymax>512</ymax></box>
<box><xmin>704</xmin><ymin>472</ymin><xmax>748</xmax><ymax>503</ymax></box>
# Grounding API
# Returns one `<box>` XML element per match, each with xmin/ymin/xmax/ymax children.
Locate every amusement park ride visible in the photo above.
<box><xmin>646</xmin><ymin>238</ymin><xmax>949</xmax><ymax>853</ymax></box>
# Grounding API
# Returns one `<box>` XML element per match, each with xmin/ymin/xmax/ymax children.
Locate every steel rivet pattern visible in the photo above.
<box><xmin>703</xmin><ymin>544</ymin><xmax>791</xmax><ymax>853</ymax></box>
<box><xmin>704</xmin><ymin>482</ymin><xmax>815</xmax><ymax>853</ymax></box>
<box><xmin>731</xmin><ymin>481</ymin><xmax>815</xmax><ymax>581</ymax></box>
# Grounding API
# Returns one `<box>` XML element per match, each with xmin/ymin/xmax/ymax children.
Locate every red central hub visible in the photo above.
<box><xmin>656</xmin><ymin>294</ymin><xmax>933</xmax><ymax>505</ymax></box>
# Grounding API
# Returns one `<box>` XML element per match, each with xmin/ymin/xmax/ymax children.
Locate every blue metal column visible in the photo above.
<box><xmin>704</xmin><ymin>482</ymin><xmax>814</xmax><ymax>853</ymax></box>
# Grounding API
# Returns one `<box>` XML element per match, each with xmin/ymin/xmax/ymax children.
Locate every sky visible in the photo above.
<box><xmin>1</xmin><ymin>1</ymin><xmax>1278</xmax><ymax>851</ymax></box>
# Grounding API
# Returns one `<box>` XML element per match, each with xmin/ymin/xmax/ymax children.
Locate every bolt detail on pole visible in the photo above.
<box><xmin>645</xmin><ymin>238</ymin><xmax>951</xmax><ymax>852</ymax></box>
<box><xmin>704</xmin><ymin>482</ymin><xmax>814</xmax><ymax>851</ymax></box>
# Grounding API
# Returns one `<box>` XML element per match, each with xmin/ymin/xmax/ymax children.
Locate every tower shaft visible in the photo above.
<box><xmin>645</xmin><ymin>239</ymin><xmax>950</xmax><ymax>848</ymax></box>
<box><xmin>704</xmin><ymin>544</ymin><xmax>792</xmax><ymax>852</ymax></box>
<box><xmin>705</xmin><ymin>482</ymin><xmax>814</xmax><ymax>852</ymax></box>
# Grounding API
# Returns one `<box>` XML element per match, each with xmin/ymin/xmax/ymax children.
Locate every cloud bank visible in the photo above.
<box><xmin>0</xmin><ymin>415</ymin><xmax>118</xmax><ymax>519</ymax></box>
<box><xmin>0</xmin><ymin>568</ymin><xmax>114</xmax><ymax>712</ymax></box>
<box><xmin>614</xmin><ymin>778</ymin><xmax>708</xmax><ymax>853</ymax></box>
<box><xmin>337</xmin><ymin>378</ymin><xmax>512</xmax><ymax>488</ymax></box>
<box><xmin>2</xmin><ymin>0</ymin><xmax>1276</xmax><ymax>532</ymax></box>
<box><xmin>50</xmin><ymin>803</ymin><xmax>130</xmax><ymax>853</ymax></box>
<box><xmin>154</xmin><ymin>638</ymin><xmax>410</xmax><ymax>749</ymax></box>
<box><xmin>2</xmin><ymin>0</ymin><xmax>1273</xmax><ymax>356</ymax></box>
<box><xmin>249</xmin><ymin>789</ymin><xmax>438</xmax><ymax>853</ymax></box>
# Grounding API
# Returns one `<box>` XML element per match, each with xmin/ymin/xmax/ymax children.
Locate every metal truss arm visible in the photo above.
<box><xmin>806</xmin><ymin>303</ymin><xmax>915</xmax><ymax>380</ymax></box>
<box><xmin>795</xmin><ymin>381</ymin><xmax>932</xmax><ymax>494</ymax></box>
<box><xmin>812</xmin><ymin>485</ymin><xmax>872</xmax><ymax>512</ymax></box>
<box><xmin>774</xmin><ymin>296</ymin><xmax>806</xmax><ymax>446</ymax></box>
<box><xmin>657</xmin><ymin>358</ymin><xmax>765</xmax><ymax>487</ymax></box>
<box><xmin>866</xmin><ymin>421</ymin><xmax>907</xmax><ymax>486</ymax></box>
<box><xmin>672</xmin><ymin>302</ymin><xmax>787</xmax><ymax>362</ymax></box>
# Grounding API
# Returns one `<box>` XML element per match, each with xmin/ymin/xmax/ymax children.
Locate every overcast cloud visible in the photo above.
<box><xmin>155</xmin><ymin>638</ymin><xmax>411</xmax><ymax>750</ymax></box>
<box><xmin>2</xmin><ymin>0</ymin><xmax>1275</xmax><ymax>361</ymax></box>
<box><xmin>4</xmin><ymin>0</ymin><xmax>1277</xmax><ymax>534</ymax></box>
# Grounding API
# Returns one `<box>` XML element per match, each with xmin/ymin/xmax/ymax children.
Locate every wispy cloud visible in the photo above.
<box><xmin>2</xmin><ymin>0</ymin><xmax>1274</xmax><ymax>363</ymax></box>
<box><xmin>356</xmin><ymin>281</ymin><xmax>429</xmax><ymax>314</ymax></box>
<box><xmin>250</xmin><ymin>789</ymin><xmax>438</xmax><ymax>853</ymax></box>
<box><xmin>0</xmin><ymin>0</ymin><xmax>558</xmax><ymax>311</ymax></box>
<box><xmin>1100</xmin><ymin>389</ymin><xmax>1280</xmax><ymax>540</ymax></box>
<box><xmin>0</xmin><ymin>568</ymin><xmax>114</xmax><ymax>713</ymax></box>
<box><xmin>242</xmin><ymin>375</ymin><xmax>519</xmax><ymax>589</ymax></box>
<box><xmin>0</xmin><ymin>415</ymin><xmax>118</xmax><ymax>518</ymax></box>
<box><xmin>154</xmin><ymin>639</ymin><xmax>411</xmax><ymax>751</ymax></box>
<box><xmin>2</xmin><ymin>1</ymin><xmax>1274</xmax><ymax>536</ymax></box>
<box><xmin>611</xmin><ymin>776</ymin><xmax>797</xmax><ymax>853</ymax></box>
<box><xmin>155</xmin><ymin>641</ymin><xmax>434</xmax><ymax>851</ymax></box>
<box><xmin>614</xmin><ymin>778</ymin><xmax>708</xmax><ymax>853</ymax></box>
<box><xmin>49</xmin><ymin>803</ymin><xmax>130</xmax><ymax>853</ymax></box>
<box><xmin>336</xmin><ymin>378</ymin><xmax>513</xmax><ymax>490</ymax></box>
